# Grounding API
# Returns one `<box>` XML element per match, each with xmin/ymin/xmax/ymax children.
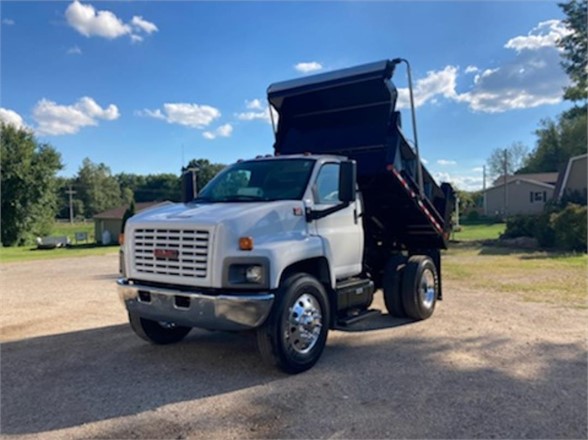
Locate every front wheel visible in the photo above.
<box><xmin>257</xmin><ymin>273</ymin><xmax>330</xmax><ymax>374</ymax></box>
<box><xmin>129</xmin><ymin>312</ymin><xmax>191</xmax><ymax>344</ymax></box>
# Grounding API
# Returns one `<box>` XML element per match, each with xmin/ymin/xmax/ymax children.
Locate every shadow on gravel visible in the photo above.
<box><xmin>1</xmin><ymin>325</ymin><xmax>587</xmax><ymax>438</ymax></box>
<box><xmin>0</xmin><ymin>325</ymin><xmax>280</xmax><ymax>435</ymax></box>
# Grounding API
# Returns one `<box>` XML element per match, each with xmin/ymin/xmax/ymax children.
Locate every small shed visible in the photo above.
<box><xmin>94</xmin><ymin>202</ymin><xmax>166</xmax><ymax>244</ymax></box>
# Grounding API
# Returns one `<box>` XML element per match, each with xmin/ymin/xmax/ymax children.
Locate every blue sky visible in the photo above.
<box><xmin>1</xmin><ymin>1</ymin><xmax>572</xmax><ymax>190</ymax></box>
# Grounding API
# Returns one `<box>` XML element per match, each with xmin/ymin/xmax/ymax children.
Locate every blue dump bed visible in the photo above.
<box><xmin>268</xmin><ymin>60</ymin><xmax>454</xmax><ymax>250</ymax></box>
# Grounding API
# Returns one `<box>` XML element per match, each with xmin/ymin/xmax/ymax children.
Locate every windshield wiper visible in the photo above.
<box><xmin>192</xmin><ymin>196</ymin><xmax>212</xmax><ymax>203</ymax></box>
<box><xmin>217</xmin><ymin>195</ymin><xmax>265</xmax><ymax>202</ymax></box>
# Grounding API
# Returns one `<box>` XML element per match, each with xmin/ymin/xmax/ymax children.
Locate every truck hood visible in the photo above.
<box><xmin>128</xmin><ymin>200</ymin><xmax>309</xmax><ymax>245</ymax></box>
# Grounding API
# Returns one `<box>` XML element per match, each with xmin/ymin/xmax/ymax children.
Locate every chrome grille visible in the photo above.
<box><xmin>133</xmin><ymin>228</ymin><xmax>210</xmax><ymax>278</ymax></box>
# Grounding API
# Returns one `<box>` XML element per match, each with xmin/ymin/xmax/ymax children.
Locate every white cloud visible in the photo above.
<box><xmin>67</xmin><ymin>45</ymin><xmax>82</xmax><ymax>55</ymax></box>
<box><xmin>437</xmin><ymin>159</ymin><xmax>457</xmax><ymax>166</ymax></box>
<box><xmin>2</xmin><ymin>18</ymin><xmax>15</xmax><ymax>26</ymax></box>
<box><xmin>295</xmin><ymin>62</ymin><xmax>323</xmax><ymax>74</ymax></box>
<box><xmin>66</xmin><ymin>1</ymin><xmax>130</xmax><ymax>38</ymax></box>
<box><xmin>236</xmin><ymin>109</ymin><xmax>271</xmax><ymax>122</ymax></box>
<box><xmin>65</xmin><ymin>1</ymin><xmax>157</xmax><ymax>42</ymax></box>
<box><xmin>451</xmin><ymin>19</ymin><xmax>569</xmax><ymax>112</ymax></box>
<box><xmin>141</xmin><ymin>103</ymin><xmax>221</xmax><ymax>128</ymax></box>
<box><xmin>394</xmin><ymin>20</ymin><xmax>569</xmax><ymax>114</ymax></box>
<box><xmin>0</xmin><ymin>108</ymin><xmax>27</xmax><ymax>130</ymax></box>
<box><xmin>456</xmin><ymin>44</ymin><xmax>567</xmax><ymax>113</ymax></box>
<box><xmin>246</xmin><ymin>99</ymin><xmax>264</xmax><ymax>110</ymax></box>
<box><xmin>434</xmin><ymin>171</ymin><xmax>484</xmax><ymax>192</ymax></box>
<box><xmin>203</xmin><ymin>123</ymin><xmax>233</xmax><ymax>140</ymax></box>
<box><xmin>396</xmin><ymin>66</ymin><xmax>459</xmax><ymax>109</ymax></box>
<box><xmin>472</xmin><ymin>167</ymin><xmax>484</xmax><ymax>173</ymax></box>
<box><xmin>33</xmin><ymin>97</ymin><xmax>119</xmax><ymax>135</ymax></box>
<box><xmin>505</xmin><ymin>20</ymin><xmax>571</xmax><ymax>52</ymax></box>
<box><xmin>236</xmin><ymin>99</ymin><xmax>272</xmax><ymax>124</ymax></box>
<box><xmin>217</xmin><ymin>123</ymin><xmax>233</xmax><ymax>137</ymax></box>
<box><xmin>131</xmin><ymin>16</ymin><xmax>158</xmax><ymax>34</ymax></box>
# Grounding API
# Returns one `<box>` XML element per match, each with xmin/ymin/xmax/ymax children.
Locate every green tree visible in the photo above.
<box><xmin>558</xmin><ymin>0</ymin><xmax>587</xmax><ymax>103</ymax></box>
<box><xmin>121</xmin><ymin>199</ymin><xmax>136</xmax><ymax>233</ymax></box>
<box><xmin>1</xmin><ymin>124</ymin><xmax>63</xmax><ymax>246</ymax></box>
<box><xmin>486</xmin><ymin>142</ymin><xmax>529</xmax><ymax>179</ymax></box>
<box><xmin>75</xmin><ymin>158</ymin><xmax>122</xmax><ymax>218</ymax></box>
<box><xmin>185</xmin><ymin>158</ymin><xmax>226</xmax><ymax>192</ymax></box>
<box><xmin>521</xmin><ymin>114</ymin><xmax>587</xmax><ymax>173</ymax></box>
<box><xmin>116</xmin><ymin>173</ymin><xmax>180</xmax><ymax>202</ymax></box>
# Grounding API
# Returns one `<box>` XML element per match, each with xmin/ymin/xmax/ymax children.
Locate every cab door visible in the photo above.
<box><xmin>311</xmin><ymin>162</ymin><xmax>363</xmax><ymax>280</ymax></box>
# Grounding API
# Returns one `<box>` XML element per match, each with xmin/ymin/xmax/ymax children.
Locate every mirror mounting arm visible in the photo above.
<box><xmin>305</xmin><ymin>202</ymin><xmax>350</xmax><ymax>222</ymax></box>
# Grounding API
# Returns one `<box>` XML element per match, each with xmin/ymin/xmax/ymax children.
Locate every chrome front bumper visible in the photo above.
<box><xmin>117</xmin><ymin>279</ymin><xmax>274</xmax><ymax>331</ymax></box>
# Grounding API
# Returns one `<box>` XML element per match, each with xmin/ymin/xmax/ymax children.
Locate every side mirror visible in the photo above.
<box><xmin>339</xmin><ymin>160</ymin><xmax>356</xmax><ymax>203</ymax></box>
<box><xmin>181</xmin><ymin>168</ymin><xmax>198</xmax><ymax>203</ymax></box>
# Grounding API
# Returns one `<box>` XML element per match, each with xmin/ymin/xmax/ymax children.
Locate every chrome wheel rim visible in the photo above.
<box><xmin>284</xmin><ymin>293</ymin><xmax>323</xmax><ymax>355</ymax></box>
<box><xmin>420</xmin><ymin>269</ymin><xmax>436</xmax><ymax>310</ymax></box>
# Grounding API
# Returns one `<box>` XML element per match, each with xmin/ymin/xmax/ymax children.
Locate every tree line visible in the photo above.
<box><xmin>54</xmin><ymin>158</ymin><xmax>226</xmax><ymax>221</ymax></box>
<box><xmin>57</xmin><ymin>158</ymin><xmax>226</xmax><ymax>219</ymax></box>
<box><xmin>0</xmin><ymin>125</ymin><xmax>227</xmax><ymax>247</ymax></box>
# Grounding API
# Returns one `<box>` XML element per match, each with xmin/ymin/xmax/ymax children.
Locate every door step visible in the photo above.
<box><xmin>335</xmin><ymin>308</ymin><xmax>381</xmax><ymax>328</ymax></box>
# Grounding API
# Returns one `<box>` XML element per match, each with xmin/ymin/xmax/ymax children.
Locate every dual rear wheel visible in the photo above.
<box><xmin>383</xmin><ymin>255</ymin><xmax>439</xmax><ymax>320</ymax></box>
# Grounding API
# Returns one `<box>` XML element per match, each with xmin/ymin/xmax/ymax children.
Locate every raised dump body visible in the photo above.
<box><xmin>268</xmin><ymin>60</ymin><xmax>454</xmax><ymax>250</ymax></box>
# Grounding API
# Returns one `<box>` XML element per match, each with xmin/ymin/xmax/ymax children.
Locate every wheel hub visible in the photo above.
<box><xmin>419</xmin><ymin>268</ymin><xmax>436</xmax><ymax>309</ymax></box>
<box><xmin>285</xmin><ymin>293</ymin><xmax>323</xmax><ymax>355</ymax></box>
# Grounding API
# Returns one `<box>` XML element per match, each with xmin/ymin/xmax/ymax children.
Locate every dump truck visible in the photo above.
<box><xmin>118</xmin><ymin>59</ymin><xmax>455</xmax><ymax>373</ymax></box>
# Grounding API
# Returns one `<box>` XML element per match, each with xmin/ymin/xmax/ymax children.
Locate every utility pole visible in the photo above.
<box><xmin>483</xmin><ymin>165</ymin><xmax>487</xmax><ymax>216</ymax></box>
<box><xmin>503</xmin><ymin>149</ymin><xmax>508</xmax><ymax>218</ymax></box>
<box><xmin>66</xmin><ymin>185</ymin><xmax>76</xmax><ymax>224</ymax></box>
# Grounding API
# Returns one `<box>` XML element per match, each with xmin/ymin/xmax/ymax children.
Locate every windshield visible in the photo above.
<box><xmin>196</xmin><ymin>159</ymin><xmax>315</xmax><ymax>202</ymax></box>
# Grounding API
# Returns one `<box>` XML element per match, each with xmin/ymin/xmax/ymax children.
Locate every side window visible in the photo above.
<box><xmin>315</xmin><ymin>163</ymin><xmax>340</xmax><ymax>204</ymax></box>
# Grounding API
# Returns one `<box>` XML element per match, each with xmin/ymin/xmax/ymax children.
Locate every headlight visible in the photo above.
<box><xmin>223</xmin><ymin>258</ymin><xmax>269</xmax><ymax>289</ymax></box>
<box><xmin>245</xmin><ymin>265</ymin><xmax>263</xmax><ymax>283</ymax></box>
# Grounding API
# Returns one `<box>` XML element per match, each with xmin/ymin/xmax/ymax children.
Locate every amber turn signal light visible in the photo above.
<box><xmin>239</xmin><ymin>236</ymin><xmax>254</xmax><ymax>251</ymax></box>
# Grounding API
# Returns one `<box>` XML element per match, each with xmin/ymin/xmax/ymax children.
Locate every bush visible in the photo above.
<box><xmin>501</xmin><ymin>215</ymin><xmax>537</xmax><ymax>239</ymax></box>
<box><xmin>502</xmin><ymin>205</ymin><xmax>587</xmax><ymax>252</ymax></box>
<box><xmin>466</xmin><ymin>210</ymin><xmax>480</xmax><ymax>222</ymax></box>
<box><xmin>550</xmin><ymin>204</ymin><xmax>587</xmax><ymax>252</ymax></box>
<box><xmin>535</xmin><ymin>213</ymin><xmax>556</xmax><ymax>248</ymax></box>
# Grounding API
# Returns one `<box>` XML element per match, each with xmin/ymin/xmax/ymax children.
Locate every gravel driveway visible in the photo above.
<box><xmin>1</xmin><ymin>254</ymin><xmax>586</xmax><ymax>439</ymax></box>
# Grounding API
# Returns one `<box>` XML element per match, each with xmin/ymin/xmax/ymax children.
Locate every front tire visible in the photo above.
<box><xmin>401</xmin><ymin>256</ymin><xmax>438</xmax><ymax>320</ymax></box>
<box><xmin>129</xmin><ymin>312</ymin><xmax>191</xmax><ymax>344</ymax></box>
<box><xmin>257</xmin><ymin>273</ymin><xmax>330</xmax><ymax>374</ymax></box>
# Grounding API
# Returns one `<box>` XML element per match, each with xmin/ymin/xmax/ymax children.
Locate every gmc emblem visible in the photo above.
<box><xmin>153</xmin><ymin>249</ymin><xmax>179</xmax><ymax>260</ymax></box>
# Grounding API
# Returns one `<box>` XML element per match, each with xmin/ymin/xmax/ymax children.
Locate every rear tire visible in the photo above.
<box><xmin>401</xmin><ymin>256</ymin><xmax>438</xmax><ymax>320</ymax></box>
<box><xmin>129</xmin><ymin>312</ymin><xmax>191</xmax><ymax>344</ymax></box>
<box><xmin>257</xmin><ymin>273</ymin><xmax>330</xmax><ymax>374</ymax></box>
<box><xmin>383</xmin><ymin>255</ymin><xmax>408</xmax><ymax>317</ymax></box>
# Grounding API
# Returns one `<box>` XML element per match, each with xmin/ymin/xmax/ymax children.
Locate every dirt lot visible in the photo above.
<box><xmin>1</xmin><ymin>252</ymin><xmax>586</xmax><ymax>439</ymax></box>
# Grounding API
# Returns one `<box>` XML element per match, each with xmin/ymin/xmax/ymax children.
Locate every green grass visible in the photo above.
<box><xmin>0</xmin><ymin>221</ymin><xmax>112</xmax><ymax>263</ymax></box>
<box><xmin>453</xmin><ymin>223</ymin><xmax>506</xmax><ymax>241</ymax></box>
<box><xmin>0</xmin><ymin>244</ymin><xmax>119</xmax><ymax>263</ymax></box>
<box><xmin>444</xmin><ymin>242</ymin><xmax>588</xmax><ymax>308</ymax></box>
<box><xmin>51</xmin><ymin>221</ymin><xmax>95</xmax><ymax>243</ymax></box>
